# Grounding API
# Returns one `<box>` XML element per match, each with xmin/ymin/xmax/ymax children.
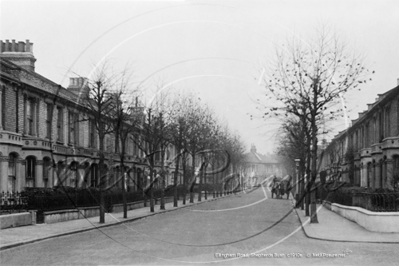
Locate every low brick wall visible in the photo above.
<box><xmin>0</xmin><ymin>211</ymin><xmax>37</xmax><ymax>229</ymax></box>
<box><xmin>43</xmin><ymin>196</ymin><xmax>177</xmax><ymax>224</ymax></box>
<box><xmin>323</xmin><ymin>201</ymin><xmax>399</xmax><ymax>233</ymax></box>
<box><xmin>44</xmin><ymin>206</ymin><xmax>100</xmax><ymax>224</ymax></box>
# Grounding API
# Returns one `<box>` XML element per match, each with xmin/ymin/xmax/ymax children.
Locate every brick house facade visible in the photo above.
<box><xmin>319</xmin><ymin>83</ymin><xmax>399</xmax><ymax>190</ymax></box>
<box><xmin>0</xmin><ymin>40</ymin><xmax>180</xmax><ymax>193</ymax></box>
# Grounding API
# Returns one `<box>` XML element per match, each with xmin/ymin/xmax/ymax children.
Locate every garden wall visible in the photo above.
<box><xmin>0</xmin><ymin>211</ymin><xmax>37</xmax><ymax>229</ymax></box>
<box><xmin>323</xmin><ymin>201</ymin><xmax>399</xmax><ymax>233</ymax></box>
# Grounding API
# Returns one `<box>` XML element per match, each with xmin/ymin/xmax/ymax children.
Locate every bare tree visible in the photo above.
<box><xmin>82</xmin><ymin>63</ymin><xmax>118</xmax><ymax>223</ymax></box>
<box><xmin>129</xmin><ymin>92</ymin><xmax>171</xmax><ymax>212</ymax></box>
<box><xmin>261</xmin><ymin>26</ymin><xmax>373</xmax><ymax>222</ymax></box>
<box><xmin>109</xmin><ymin>83</ymin><xmax>139</xmax><ymax>218</ymax></box>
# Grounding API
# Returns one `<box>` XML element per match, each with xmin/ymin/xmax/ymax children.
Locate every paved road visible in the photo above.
<box><xmin>1</xmin><ymin>186</ymin><xmax>397</xmax><ymax>265</ymax></box>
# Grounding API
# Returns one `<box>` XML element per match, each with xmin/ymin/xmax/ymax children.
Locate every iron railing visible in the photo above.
<box><xmin>0</xmin><ymin>191</ymin><xmax>28</xmax><ymax>214</ymax></box>
<box><xmin>354</xmin><ymin>192</ymin><xmax>399</xmax><ymax>212</ymax></box>
<box><xmin>327</xmin><ymin>190</ymin><xmax>399</xmax><ymax>212</ymax></box>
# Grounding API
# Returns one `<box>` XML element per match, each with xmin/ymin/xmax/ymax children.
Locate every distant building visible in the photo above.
<box><xmin>319</xmin><ymin>82</ymin><xmax>399</xmax><ymax>190</ymax></box>
<box><xmin>243</xmin><ymin>144</ymin><xmax>284</xmax><ymax>186</ymax></box>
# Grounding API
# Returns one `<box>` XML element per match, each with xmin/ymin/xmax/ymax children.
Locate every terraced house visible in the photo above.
<box><xmin>243</xmin><ymin>144</ymin><xmax>284</xmax><ymax>186</ymax></box>
<box><xmin>319</xmin><ymin>81</ymin><xmax>399</xmax><ymax>190</ymax></box>
<box><xmin>0</xmin><ymin>39</ymin><xmax>181</xmax><ymax>193</ymax></box>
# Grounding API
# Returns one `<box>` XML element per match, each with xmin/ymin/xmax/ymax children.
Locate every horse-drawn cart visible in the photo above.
<box><xmin>270</xmin><ymin>175</ymin><xmax>292</xmax><ymax>199</ymax></box>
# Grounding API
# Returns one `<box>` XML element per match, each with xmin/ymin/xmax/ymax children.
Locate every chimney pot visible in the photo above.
<box><xmin>18</xmin><ymin>41</ymin><xmax>24</xmax><ymax>52</ymax></box>
<box><xmin>397</xmin><ymin>78</ymin><xmax>399</xmax><ymax>86</ymax></box>
<box><xmin>29</xmin><ymin>42</ymin><xmax>33</xmax><ymax>53</ymax></box>
<box><xmin>5</xmin><ymin>40</ymin><xmax>10</xmax><ymax>52</ymax></box>
<box><xmin>11</xmin><ymin>40</ymin><xmax>16</xmax><ymax>52</ymax></box>
<box><xmin>0</xmin><ymin>39</ymin><xmax>36</xmax><ymax>71</ymax></box>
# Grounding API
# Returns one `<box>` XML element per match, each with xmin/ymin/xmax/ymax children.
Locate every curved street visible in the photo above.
<box><xmin>1</xmin><ymin>186</ymin><xmax>397</xmax><ymax>265</ymax></box>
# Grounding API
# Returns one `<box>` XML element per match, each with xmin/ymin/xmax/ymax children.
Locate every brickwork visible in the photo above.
<box><xmin>38</xmin><ymin>99</ymin><xmax>46</xmax><ymax>138</ymax></box>
<box><xmin>1</xmin><ymin>83</ymin><xmax>17</xmax><ymax>132</ymax></box>
<box><xmin>0</xmin><ymin>51</ymin><xmax>174</xmax><ymax>192</ymax></box>
<box><xmin>17</xmin><ymin>88</ymin><xmax>24</xmax><ymax>134</ymax></box>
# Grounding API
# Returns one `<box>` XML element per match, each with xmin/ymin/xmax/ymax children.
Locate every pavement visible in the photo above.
<box><xmin>293</xmin><ymin>202</ymin><xmax>399</xmax><ymax>243</ymax></box>
<box><xmin>0</xmin><ymin>195</ymin><xmax>222</xmax><ymax>250</ymax></box>
<box><xmin>1</xmin><ymin>191</ymin><xmax>398</xmax><ymax>252</ymax></box>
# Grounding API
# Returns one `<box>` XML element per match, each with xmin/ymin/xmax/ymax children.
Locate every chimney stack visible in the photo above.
<box><xmin>250</xmin><ymin>144</ymin><xmax>257</xmax><ymax>153</ymax></box>
<box><xmin>0</xmin><ymin>39</ymin><xmax>36</xmax><ymax>71</ymax></box>
<box><xmin>67</xmin><ymin>77</ymin><xmax>90</xmax><ymax>97</ymax></box>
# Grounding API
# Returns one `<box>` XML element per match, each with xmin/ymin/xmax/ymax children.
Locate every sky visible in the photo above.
<box><xmin>1</xmin><ymin>0</ymin><xmax>398</xmax><ymax>155</ymax></box>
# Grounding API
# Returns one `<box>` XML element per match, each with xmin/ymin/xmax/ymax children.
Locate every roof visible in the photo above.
<box><xmin>0</xmin><ymin>57</ymin><xmax>84</xmax><ymax>106</ymax></box>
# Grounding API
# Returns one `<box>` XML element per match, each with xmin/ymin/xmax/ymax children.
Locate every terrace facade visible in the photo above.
<box><xmin>0</xmin><ymin>39</ymin><xmax>181</xmax><ymax>193</ymax></box>
<box><xmin>243</xmin><ymin>144</ymin><xmax>285</xmax><ymax>185</ymax></box>
<box><xmin>319</xmin><ymin>82</ymin><xmax>399</xmax><ymax>190</ymax></box>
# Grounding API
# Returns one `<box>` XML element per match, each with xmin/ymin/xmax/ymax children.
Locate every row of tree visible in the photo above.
<box><xmin>79</xmin><ymin>65</ymin><xmax>246</xmax><ymax>223</ymax></box>
<box><xmin>261</xmin><ymin>26</ymin><xmax>372</xmax><ymax>222</ymax></box>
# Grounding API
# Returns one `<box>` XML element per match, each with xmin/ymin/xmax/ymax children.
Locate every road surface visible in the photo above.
<box><xmin>1</xmin><ymin>186</ymin><xmax>397</xmax><ymax>265</ymax></box>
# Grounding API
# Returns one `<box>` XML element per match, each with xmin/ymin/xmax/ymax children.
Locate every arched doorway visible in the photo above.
<box><xmin>8</xmin><ymin>153</ymin><xmax>18</xmax><ymax>191</ymax></box>
<box><xmin>25</xmin><ymin>156</ymin><xmax>36</xmax><ymax>188</ymax></box>
<box><xmin>90</xmin><ymin>163</ymin><xmax>98</xmax><ymax>188</ymax></box>
<box><xmin>367</xmin><ymin>162</ymin><xmax>372</xmax><ymax>188</ymax></box>
<box><xmin>137</xmin><ymin>168</ymin><xmax>142</xmax><ymax>192</ymax></box>
<box><xmin>69</xmin><ymin>161</ymin><xmax>79</xmax><ymax>188</ymax></box>
<box><xmin>393</xmin><ymin>155</ymin><xmax>399</xmax><ymax>191</ymax></box>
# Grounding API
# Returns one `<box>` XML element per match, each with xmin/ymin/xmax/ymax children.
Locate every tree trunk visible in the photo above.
<box><xmin>212</xmin><ymin>158</ymin><xmax>216</xmax><ymax>198</ymax></box>
<box><xmin>173</xmin><ymin>151</ymin><xmax>180</xmax><ymax>207</ymax></box>
<box><xmin>182</xmin><ymin>152</ymin><xmax>187</xmax><ymax>205</ymax></box>
<box><xmin>198</xmin><ymin>158</ymin><xmax>203</xmax><ymax>202</ymax></box>
<box><xmin>190</xmin><ymin>151</ymin><xmax>195</xmax><ymax>203</ymax></box>
<box><xmin>160</xmin><ymin>150</ymin><xmax>165</xmax><ymax>210</ymax></box>
<box><xmin>149</xmin><ymin>158</ymin><xmax>155</xmax><ymax>212</ymax></box>
<box><xmin>310</xmin><ymin>80</ymin><xmax>319</xmax><ymax>223</ymax></box>
<box><xmin>120</xmin><ymin>144</ymin><xmax>127</xmax><ymax>219</ymax></box>
<box><xmin>98</xmin><ymin>135</ymin><xmax>105</xmax><ymax>223</ymax></box>
<box><xmin>305</xmin><ymin>150</ymin><xmax>311</xmax><ymax>217</ymax></box>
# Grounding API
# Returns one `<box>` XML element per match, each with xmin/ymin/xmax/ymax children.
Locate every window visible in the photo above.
<box><xmin>43</xmin><ymin>157</ymin><xmax>51</xmax><ymax>188</ymax></box>
<box><xmin>379</xmin><ymin>111</ymin><xmax>384</xmax><ymax>142</ymax></box>
<box><xmin>46</xmin><ymin>103</ymin><xmax>52</xmax><ymax>139</ymax></box>
<box><xmin>90</xmin><ymin>164</ymin><xmax>98</xmax><ymax>188</ymax></box>
<box><xmin>26</xmin><ymin>98</ymin><xmax>35</xmax><ymax>135</ymax></box>
<box><xmin>68</xmin><ymin>112</ymin><xmax>75</xmax><ymax>144</ymax></box>
<box><xmin>393</xmin><ymin>156</ymin><xmax>399</xmax><ymax>191</ymax></box>
<box><xmin>88</xmin><ymin>118</ymin><xmax>96</xmax><ymax>148</ymax></box>
<box><xmin>8</xmin><ymin>153</ymin><xmax>17</xmax><ymax>191</ymax></box>
<box><xmin>69</xmin><ymin>161</ymin><xmax>78</xmax><ymax>187</ymax></box>
<box><xmin>68</xmin><ymin>111</ymin><xmax>79</xmax><ymax>145</ymax></box>
<box><xmin>385</xmin><ymin>106</ymin><xmax>390</xmax><ymax>137</ymax></box>
<box><xmin>367</xmin><ymin>162</ymin><xmax>372</xmax><ymax>188</ymax></box>
<box><xmin>57</xmin><ymin>107</ymin><xmax>63</xmax><ymax>142</ymax></box>
<box><xmin>26</xmin><ymin>156</ymin><xmax>36</xmax><ymax>188</ymax></box>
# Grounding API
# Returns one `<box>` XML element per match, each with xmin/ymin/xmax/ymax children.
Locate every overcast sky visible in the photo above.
<box><xmin>1</xmin><ymin>0</ymin><xmax>398</xmax><ymax>155</ymax></box>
